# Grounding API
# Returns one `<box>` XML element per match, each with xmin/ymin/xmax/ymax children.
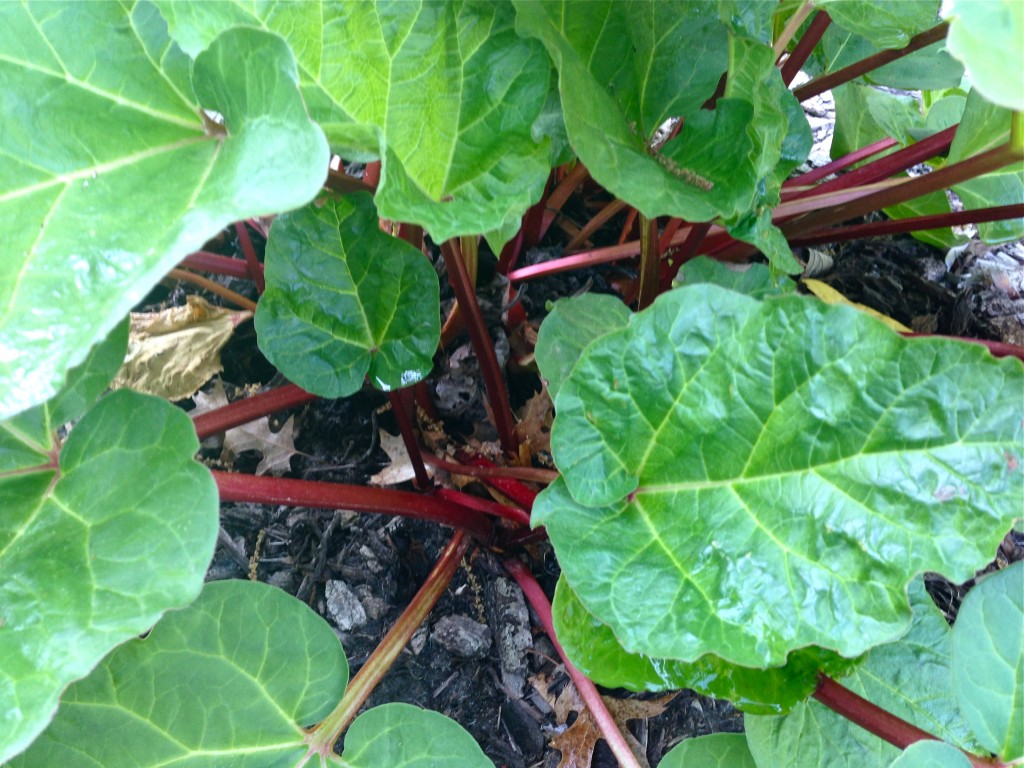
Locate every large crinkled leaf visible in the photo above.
<box><xmin>0</xmin><ymin>387</ymin><xmax>218</xmax><ymax>763</ymax></box>
<box><xmin>11</xmin><ymin>580</ymin><xmax>347</xmax><ymax>767</ymax></box>
<box><xmin>673</xmin><ymin>256</ymin><xmax>796</xmax><ymax>300</ymax></box>
<box><xmin>534</xmin><ymin>293</ymin><xmax>631</xmax><ymax>400</ymax></box>
<box><xmin>813</xmin><ymin>0</ymin><xmax>941</xmax><ymax>50</ymax></box>
<box><xmin>0</xmin><ymin>2</ymin><xmax>328</xmax><ymax>421</ymax></box>
<box><xmin>952</xmin><ymin>562</ymin><xmax>1024</xmax><ymax>761</ymax></box>
<box><xmin>515</xmin><ymin>0</ymin><xmax>767</xmax><ymax>224</ymax></box>
<box><xmin>948</xmin><ymin>89</ymin><xmax>1024</xmax><ymax>244</ymax></box>
<box><xmin>889</xmin><ymin>741</ymin><xmax>974</xmax><ymax>768</ymax></box>
<box><xmin>745</xmin><ymin>580</ymin><xmax>981</xmax><ymax>767</ymax></box>
<box><xmin>154</xmin><ymin>1</ymin><xmax>552</xmax><ymax>251</ymax></box>
<box><xmin>552</xmin><ymin>576</ymin><xmax>859</xmax><ymax>714</ymax></box>
<box><xmin>534</xmin><ymin>283</ymin><xmax>1023</xmax><ymax>667</ymax></box>
<box><xmin>255</xmin><ymin>193</ymin><xmax>440</xmax><ymax>397</ymax></box>
<box><xmin>342</xmin><ymin>703</ymin><xmax>492</xmax><ymax>768</ymax></box>
<box><xmin>943</xmin><ymin>0</ymin><xmax>1024</xmax><ymax>111</ymax></box>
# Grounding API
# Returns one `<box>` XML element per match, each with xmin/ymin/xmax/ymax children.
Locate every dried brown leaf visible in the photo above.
<box><xmin>112</xmin><ymin>296</ymin><xmax>251</xmax><ymax>400</ymax></box>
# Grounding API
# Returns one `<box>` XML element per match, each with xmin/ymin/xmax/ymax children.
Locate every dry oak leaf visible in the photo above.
<box><xmin>112</xmin><ymin>295</ymin><xmax>251</xmax><ymax>401</ymax></box>
<box><xmin>514</xmin><ymin>386</ymin><xmax>553</xmax><ymax>457</ymax></box>
<box><xmin>532</xmin><ymin>671</ymin><xmax>676</xmax><ymax>768</ymax></box>
<box><xmin>369</xmin><ymin>429</ymin><xmax>434</xmax><ymax>486</ymax></box>
<box><xmin>193</xmin><ymin>379</ymin><xmax>301</xmax><ymax>476</ymax></box>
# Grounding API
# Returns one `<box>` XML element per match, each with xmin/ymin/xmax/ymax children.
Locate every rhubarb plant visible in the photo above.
<box><xmin>2</xmin><ymin>1</ymin><xmax>1023</xmax><ymax>766</ymax></box>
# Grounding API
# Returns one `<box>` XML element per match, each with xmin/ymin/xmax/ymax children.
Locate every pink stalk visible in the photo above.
<box><xmin>192</xmin><ymin>383</ymin><xmax>319</xmax><ymax>440</ymax></box>
<box><xmin>214</xmin><ymin>470</ymin><xmax>493</xmax><ymax>540</ymax></box>
<box><xmin>435</xmin><ymin>488</ymin><xmax>530</xmax><ymax>527</ymax></box>
<box><xmin>794</xmin><ymin>23</ymin><xmax>950</xmax><ymax>102</ymax></box>
<box><xmin>783</xmin><ymin>137</ymin><xmax>897</xmax><ymax>189</ymax></box>
<box><xmin>814</xmin><ymin>676</ymin><xmax>1001</xmax><ymax>768</ymax></box>
<box><xmin>387</xmin><ymin>388</ymin><xmax>431</xmax><ymax>489</ymax></box>
<box><xmin>421</xmin><ymin>453</ymin><xmax>557</xmax><ymax>485</ymax></box>
<box><xmin>235</xmin><ymin>222</ymin><xmax>265</xmax><ymax>294</ymax></box>
<box><xmin>779</xmin><ymin>9</ymin><xmax>830</xmax><ymax>86</ymax></box>
<box><xmin>181</xmin><ymin>251</ymin><xmax>254</xmax><ymax>279</ymax></box>
<box><xmin>504</xmin><ymin>559</ymin><xmax>643</xmax><ymax>768</ymax></box>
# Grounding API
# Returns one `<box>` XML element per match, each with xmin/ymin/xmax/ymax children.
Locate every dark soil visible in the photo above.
<box><xmin>162</xmin><ymin>211</ymin><xmax>1021</xmax><ymax>767</ymax></box>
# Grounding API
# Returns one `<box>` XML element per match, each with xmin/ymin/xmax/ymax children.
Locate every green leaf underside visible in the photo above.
<box><xmin>944</xmin><ymin>0</ymin><xmax>1024</xmax><ymax>111</ymax></box>
<box><xmin>814</xmin><ymin>0</ymin><xmax>942</xmax><ymax>50</ymax></box>
<box><xmin>534</xmin><ymin>283</ymin><xmax>1022</xmax><ymax>667</ymax></box>
<box><xmin>948</xmin><ymin>89</ymin><xmax>1024</xmax><ymax>244</ymax></box>
<box><xmin>255</xmin><ymin>193</ymin><xmax>440</xmax><ymax>398</ymax></box>
<box><xmin>342</xmin><ymin>703</ymin><xmax>492</xmax><ymax>768</ymax></box>
<box><xmin>673</xmin><ymin>256</ymin><xmax>796</xmax><ymax>300</ymax></box>
<box><xmin>552</xmin><ymin>577</ymin><xmax>859</xmax><ymax>714</ymax></box>
<box><xmin>0</xmin><ymin>389</ymin><xmax>218</xmax><ymax>763</ymax></box>
<box><xmin>0</xmin><ymin>2</ymin><xmax>327</xmax><ymax>421</ymax></box>
<box><xmin>746</xmin><ymin>580</ymin><xmax>981</xmax><ymax>767</ymax></box>
<box><xmin>11</xmin><ymin>580</ymin><xmax>347</xmax><ymax>767</ymax></box>
<box><xmin>889</xmin><ymin>741</ymin><xmax>973</xmax><ymax>768</ymax></box>
<box><xmin>153</xmin><ymin>1</ymin><xmax>552</xmax><ymax>250</ymax></box>
<box><xmin>660</xmin><ymin>732</ymin><xmax>757</xmax><ymax>768</ymax></box>
<box><xmin>951</xmin><ymin>562</ymin><xmax>1024</xmax><ymax>761</ymax></box>
<box><xmin>515</xmin><ymin>0</ymin><xmax>769</xmax><ymax>223</ymax></box>
<box><xmin>817</xmin><ymin>26</ymin><xmax>963</xmax><ymax>91</ymax></box>
<box><xmin>534</xmin><ymin>293</ymin><xmax>631</xmax><ymax>401</ymax></box>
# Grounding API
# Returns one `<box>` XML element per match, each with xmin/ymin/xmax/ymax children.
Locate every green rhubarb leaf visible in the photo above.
<box><xmin>553</xmin><ymin>577</ymin><xmax>859</xmax><ymax>714</ymax></box>
<box><xmin>661</xmin><ymin>733</ymin><xmax>757</xmax><ymax>768</ymax></box>
<box><xmin>11</xmin><ymin>580</ymin><xmax>348</xmax><ymax>767</ymax></box>
<box><xmin>534</xmin><ymin>283</ymin><xmax>1023</xmax><ymax>668</ymax></box>
<box><xmin>0</xmin><ymin>2</ymin><xmax>328</xmax><ymax>421</ymax></box>
<box><xmin>889</xmin><ymin>741</ymin><xmax>973</xmax><ymax>768</ymax></box>
<box><xmin>534</xmin><ymin>294</ymin><xmax>631</xmax><ymax>401</ymax></box>
<box><xmin>255</xmin><ymin>193</ymin><xmax>440</xmax><ymax>398</ymax></box>
<box><xmin>717</xmin><ymin>0</ymin><xmax>777</xmax><ymax>45</ymax></box>
<box><xmin>154</xmin><ymin>1</ymin><xmax>552</xmax><ymax>252</ymax></box>
<box><xmin>952</xmin><ymin>562</ymin><xmax>1024</xmax><ymax>761</ymax></box>
<box><xmin>817</xmin><ymin>26</ymin><xmax>963</xmax><ymax>90</ymax></box>
<box><xmin>948</xmin><ymin>89</ymin><xmax>1024</xmax><ymax>244</ymax></box>
<box><xmin>673</xmin><ymin>256</ymin><xmax>796</xmax><ymax>299</ymax></box>
<box><xmin>832</xmin><ymin>83</ymin><xmax>922</xmax><ymax>160</ymax></box>
<box><xmin>342</xmin><ymin>703</ymin><xmax>492</xmax><ymax>768</ymax></box>
<box><xmin>0</xmin><ymin>389</ymin><xmax>218</xmax><ymax>763</ymax></box>
<box><xmin>883</xmin><ymin>191</ymin><xmax>965</xmax><ymax>251</ymax></box>
<box><xmin>515</xmin><ymin>0</ymin><xmax>762</xmax><ymax>223</ymax></box>
<box><xmin>813</xmin><ymin>0</ymin><xmax>941</xmax><ymax>50</ymax></box>
<box><xmin>745</xmin><ymin>580</ymin><xmax>982</xmax><ymax>767</ymax></box>
<box><xmin>943</xmin><ymin>0</ymin><xmax>1024</xmax><ymax>111</ymax></box>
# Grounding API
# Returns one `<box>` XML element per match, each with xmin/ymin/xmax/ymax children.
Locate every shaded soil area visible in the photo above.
<box><xmin>153</xmin><ymin>211</ymin><xmax>1022</xmax><ymax>767</ymax></box>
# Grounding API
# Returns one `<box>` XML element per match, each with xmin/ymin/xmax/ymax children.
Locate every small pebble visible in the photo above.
<box><xmin>325</xmin><ymin>580</ymin><xmax>367</xmax><ymax>631</ymax></box>
<box><xmin>432</xmin><ymin>615</ymin><xmax>492</xmax><ymax>658</ymax></box>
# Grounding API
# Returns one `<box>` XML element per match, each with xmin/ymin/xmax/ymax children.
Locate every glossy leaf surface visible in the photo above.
<box><xmin>943</xmin><ymin>0</ymin><xmax>1024</xmax><ymax>110</ymax></box>
<box><xmin>553</xmin><ymin>577</ymin><xmax>859</xmax><ymax>714</ymax></box>
<box><xmin>154</xmin><ymin>0</ymin><xmax>552</xmax><ymax>250</ymax></box>
<box><xmin>342</xmin><ymin>703</ymin><xmax>492</xmax><ymax>768</ymax></box>
<box><xmin>0</xmin><ymin>389</ymin><xmax>218</xmax><ymax>763</ymax></box>
<box><xmin>255</xmin><ymin>193</ymin><xmax>440</xmax><ymax>397</ymax></box>
<box><xmin>673</xmin><ymin>256</ymin><xmax>796</xmax><ymax>300</ymax></box>
<box><xmin>12</xmin><ymin>580</ymin><xmax>347</xmax><ymax>767</ymax></box>
<box><xmin>660</xmin><ymin>733</ymin><xmax>757</xmax><ymax>768</ymax></box>
<box><xmin>534</xmin><ymin>284</ymin><xmax>1023</xmax><ymax>667</ymax></box>
<box><xmin>0</xmin><ymin>3</ymin><xmax>328</xmax><ymax>420</ymax></box>
<box><xmin>534</xmin><ymin>294</ymin><xmax>631</xmax><ymax>400</ymax></box>
<box><xmin>745</xmin><ymin>581</ymin><xmax>981</xmax><ymax>767</ymax></box>
<box><xmin>952</xmin><ymin>562</ymin><xmax>1024</xmax><ymax>761</ymax></box>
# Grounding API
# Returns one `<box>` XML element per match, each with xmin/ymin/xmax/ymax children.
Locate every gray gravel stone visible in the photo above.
<box><xmin>325</xmin><ymin>580</ymin><xmax>367</xmax><ymax>631</ymax></box>
<box><xmin>432</xmin><ymin>615</ymin><xmax>492</xmax><ymax>658</ymax></box>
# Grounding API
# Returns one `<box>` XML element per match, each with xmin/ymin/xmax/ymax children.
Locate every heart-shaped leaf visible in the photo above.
<box><xmin>12</xmin><ymin>581</ymin><xmax>492</xmax><ymax>768</ymax></box>
<box><xmin>255</xmin><ymin>193</ymin><xmax>440</xmax><ymax>397</ymax></box>
<box><xmin>535</xmin><ymin>283</ymin><xmax>1022</xmax><ymax>667</ymax></box>
<box><xmin>952</xmin><ymin>562</ymin><xmax>1024</xmax><ymax>761</ymax></box>
<box><xmin>0</xmin><ymin>386</ymin><xmax>218</xmax><ymax>762</ymax></box>
<box><xmin>745</xmin><ymin>580</ymin><xmax>981</xmax><ymax>767</ymax></box>
<box><xmin>153</xmin><ymin>0</ymin><xmax>553</xmax><ymax>251</ymax></box>
<box><xmin>0</xmin><ymin>2</ymin><xmax>328</xmax><ymax>420</ymax></box>
<box><xmin>10</xmin><ymin>580</ymin><xmax>347</xmax><ymax>767</ymax></box>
